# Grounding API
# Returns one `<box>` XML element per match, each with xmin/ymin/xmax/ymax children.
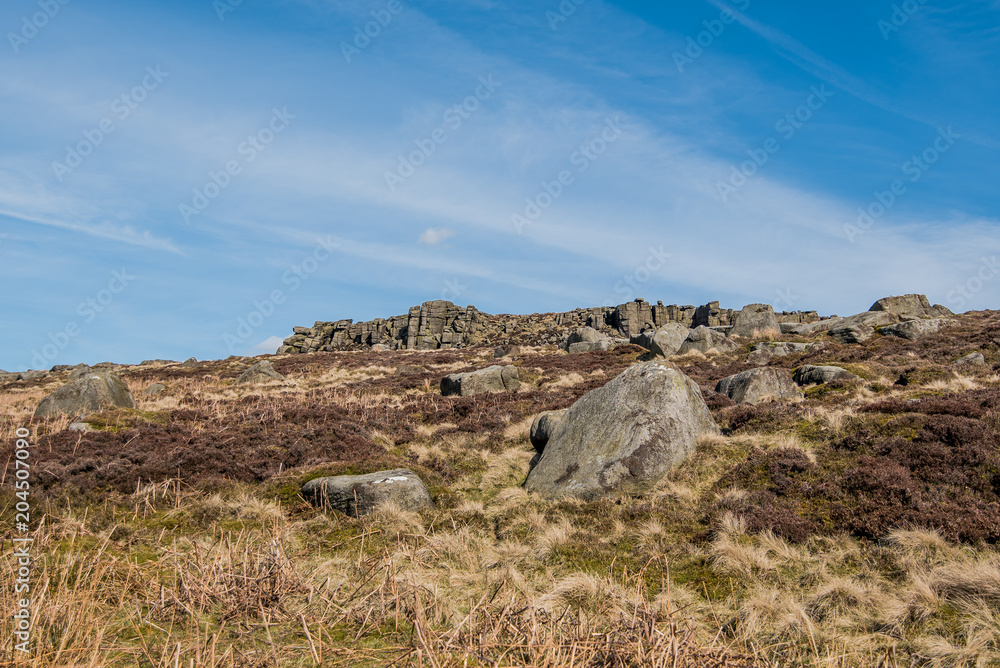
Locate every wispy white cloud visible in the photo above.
<box><xmin>418</xmin><ymin>227</ymin><xmax>456</xmax><ymax>245</ymax></box>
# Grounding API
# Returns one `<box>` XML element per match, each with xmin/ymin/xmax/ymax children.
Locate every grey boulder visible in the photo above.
<box><xmin>729</xmin><ymin>304</ymin><xmax>780</xmax><ymax>339</ymax></box>
<box><xmin>714</xmin><ymin>368</ymin><xmax>802</xmax><ymax>405</ymax></box>
<box><xmin>793</xmin><ymin>365</ymin><xmax>859</xmax><ymax>385</ymax></box>
<box><xmin>235</xmin><ymin>360</ymin><xmax>285</xmax><ymax>384</ymax></box>
<box><xmin>880</xmin><ymin>318</ymin><xmax>954</xmax><ymax>341</ymax></box>
<box><xmin>144</xmin><ymin>382</ymin><xmax>166</xmax><ymax>396</ymax></box>
<box><xmin>524</xmin><ymin>360</ymin><xmax>719</xmax><ymax>500</ymax></box>
<box><xmin>677</xmin><ymin>326</ymin><xmax>739</xmax><ymax>355</ymax></box>
<box><xmin>955</xmin><ymin>352</ymin><xmax>986</xmax><ymax>368</ymax></box>
<box><xmin>302</xmin><ymin>469</ymin><xmax>433</xmax><ymax>517</ymax></box>
<box><xmin>630</xmin><ymin>322</ymin><xmax>689</xmax><ymax>357</ymax></box>
<box><xmin>441</xmin><ymin>365</ymin><xmax>519</xmax><ymax>397</ymax></box>
<box><xmin>34</xmin><ymin>371</ymin><xmax>135</xmax><ymax>418</ymax></box>
<box><xmin>562</xmin><ymin>327</ymin><xmax>612</xmax><ymax>354</ymax></box>
<box><xmin>68</xmin><ymin>364</ymin><xmax>92</xmax><ymax>380</ymax></box>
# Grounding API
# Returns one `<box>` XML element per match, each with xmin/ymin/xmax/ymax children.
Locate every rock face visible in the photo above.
<box><xmin>235</xmin><ymin>360</ymin><xmax>285</xmax><ymax>384</ymax></box>
<box><xmin>793</xmin><ymin>365</ymin><xmax>859</xmax><ymax>385</ymax></box>
<box><xmin>441</xmin><ymin>365</ymin><xmax>520</xmax><ymax>397</ymax></box>
<box><xmin>34</xmin><ymin>372</ymin><xmax>135</xmax><ymax>418</ymax></box>
<box><xmin>714</xmin><ymin>368</ymin><xmax>802</xmax><ymax>404</ymax></box>
<box><xmin>279</xmin><ymin>299</ymin><xmax>822</xmax><ymax>354</ymax></box>
<box><xmin>301</xmin><ymin>469</ymin><xmax>433</xmax><ymax>517</ymax></box>
<box><xmin>530</xmin><ymin>409</ymin><xmax>568</xmax><ymax>452</ymax></box>
<box><xmin>729</xmin><ymin>304</ymin><xmax>781</xmax><ymax>339</ymax></box>
<box><xmin>870</xmin><ymin>294</ymin><xmax>953</xmax><ymax>320</ymax></box>
<box><xmin>524</xmin><ymin>360</ymin><xmax>719</xmax><ymax>500</ymax></box>
<box><xmin>630</xmin><ymin>322</ymin><xmax>689</xmax><ymax>357</ymax></box>
<box><xmin>677</xmin><ymin>326</ymin><xmax>739</xmax><ymax>355</ymax></box>
<box><xmin>881</xmin><ymin>318</ymin><xmax>953</xmax><ymax>341</ymax></box>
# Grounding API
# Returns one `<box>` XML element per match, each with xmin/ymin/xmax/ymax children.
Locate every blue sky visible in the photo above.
<box><xmin>1</xmin><ymin>0</ymin><xmax>998</xmax><ymax>370</ymax></box>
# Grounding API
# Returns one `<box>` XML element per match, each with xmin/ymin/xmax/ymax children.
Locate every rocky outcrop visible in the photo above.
<box><xmin>729</xmin><ymin>304</ymin><xmax>781</xmax><ymax>339</ymax></box>
<box><xmin>677</xmin><ymin>326</ymin><xmax>739</xmax><ymax>355</ymax></box>
<box><xmin>561</xmin><ymin>327</ymin><xmax>613</xmax><ymax>354</ymax></box>
<box><xmin>280</xmin><ymin>299</ymin><xmax>823</xmax><ymax>354</ymax></box>
<box><xmin>630</xmin><ymin>322</ymin><xmax>689</xmax><ymax>357</ymax></box>
<box><xmin>714</xmin><ymin>368</ymin><xmax>802</xmax><ymax>404</ymax></box>
<box><xmin>870</xmin><ymin>294</ymin><xmax>953</xmax><ymax>320</ymax></box>
<box><xmin>793</xmin><ymin>365</ymin><xmax>859</xmax><ymax>385</ymax></box>
<box><xmin>524</xmin><ymin>360</ymin><xmax>719</xmax><ymax>500</ymax></box>
<box><xmin>235</xmin><ymin>360</ymin><xmax>285</xmax><ymax>384</ymax></box>
<box><xmin>441</xmin><ymin>365</ymin><xmax>520</xmax><ymax>397</ymax></box>
<box><xmin>34</xmin><ymin>372</ymin><xmax>135</xmax><ymax>418</ymax></box>
<box><xmin>301</xmin><ymin>469</ymin><xmax>433</xmax><ymax>516</ymax></box>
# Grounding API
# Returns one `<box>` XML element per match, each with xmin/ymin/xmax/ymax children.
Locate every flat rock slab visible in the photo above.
<box><xmin>35</xmin><ymin>372</ymin><xmax>135</xmax><ymax>418</ymax></box>
<box><xmin>793</xmin><ymin>365</ymin><xmax>859</xmax><ymax>385</ymax></box>
<box><xmin>524</xmin><ymin>360</ymin><xmax>719</xmax><ymax>500</ymax></box>
<box><xmin>715</xmin><ymin>368</ymin><xmax>802</xmax><ymax>405</ymax></box>
<box><xmin>441</xmin><ymin>365</ymin><xmax>519</xmax><ymax>397</ymax></box>
<box><xmin>301</xmin><ymin>469</ymin><xmax>433</xmax><ymax>517</ymax></box>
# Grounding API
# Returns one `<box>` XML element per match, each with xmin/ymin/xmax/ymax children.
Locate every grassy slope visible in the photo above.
<box><xmin>1</xmin><ymin>311</ymin><xmax>999</xmax><ymax>666</ymax></box>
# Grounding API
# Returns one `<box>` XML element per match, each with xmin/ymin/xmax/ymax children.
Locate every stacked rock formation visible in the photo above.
<box><xmin>279</xmin><ymin>298</ymin><xmax>822</xmax><ymax>353</ymax></box>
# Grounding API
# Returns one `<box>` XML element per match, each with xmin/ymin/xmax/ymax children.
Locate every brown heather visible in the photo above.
<box><xmin>1</xmin><ymin>310</ymin><xmax>1000</xmax><ymax>666</ymax></box>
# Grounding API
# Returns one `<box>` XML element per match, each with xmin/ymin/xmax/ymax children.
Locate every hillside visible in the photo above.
<box><xmin>3</xmin><ymin>297</ymin><xmax>1000</xmax><ymax>666</ymax></box>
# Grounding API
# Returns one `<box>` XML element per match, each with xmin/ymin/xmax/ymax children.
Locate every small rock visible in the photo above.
<box><xmin>714</xmin><ymin>368</ymin><xmax>802</xmax><ymax>405</ymax></box>
<box><xmin>955</xmin><ymin>352</ymin><xmax>986</xmax><ymax>368</ymax></box>
<box><xmin>234</xmin><ymin>360</ymin><xmax>285</xmax><ymax>384</ymax></box>
<box><xmin>441</xmin><ymin>365</ymin><xmax>519</xmax><ymax>397</ymax></box>
<box><xmin>144</xmin><ymin>382</ymin><xmax>166</xmax><ymax>396</ymax></box>
<box><xmin>793</xmin><ymin>365</ymin><xmax>859</xmax><ymax>385</ymax></box>
<box><xmin>68</xmin><ymin>422</ymin><xmax>95</xmax><ymax>432</ymax></box>
<box><xmin>35</xmin><ymin>371</ymin><xmax>135</xmax><ymax>418</ymax></box>
<box><xmin>494</xmin><ymin>345</ymin><xmax>521</xmax><ymax>358</ymax></box>
<box><xmin>829</xmin><ymin>324</ymin><xmax>874</xmax><ymax>344</ymax></box>
<box><xmin>19</xmin><ymin>371</ymin><xmax>47</xmax><ymax>381</ymax></box>
<box><xmin>567</xmin><ymin>339</ymin><xmax>612</xmax><ymax>354</ymax></box>
<box><xmin>301</xmin><ymin>469</ymin><xmax>434</xmax><ymax>517</ymax></box>
<box><xmin>371</xmin><ymin>344</ymin><xmax>391</xmax><ymax>352</ymax></box>
<box><xmin>181</xmin><ymin>357</ymin><xmax>199</xmax><ymax>368</ymax></box>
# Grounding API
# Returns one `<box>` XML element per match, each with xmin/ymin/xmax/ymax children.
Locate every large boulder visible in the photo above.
<box><xmin>441</xmin><ymin>365</ymin><xmax>519</xmax><ymax>397</ymax></box>
<box><xmin>729</xmin><ymin>304</ymin><xmax>780</xmax><ymax>339</ymax></box>
<box><xmin>235</xmin><ymin>360</ymin><xmax>285</xmax><ymax>384</ymax></box>
<box><xmin>524</xmin><ymin>360</ymin><xmax>719</xmax><ymax>500</ymax></box>
<box><xmin>34</xmin><ymin>372</ymin><xmax>135</xmax><ymax>418</ymax></box>
<box><xmin>677</xmin><ymin>326</ymin><xmax>739</xmax><ymax>355</ymax></box>
<box><xmin>68</xmin><ymin>363</ymin><xmax>92</xmax><ymax>380</ymax></box>
<box><xmin>793</xmin><ymin>365</ymin><xmax>859</xmax><ymax>385</ymax></box>
<box><xmin>562</xmin><ymin>327</ymin><xmax>612</xmax><ymax>354</ymax></box>
<box><xmin>630</xmin><ymin>322</ymin><xmax>689</xmax><ymax>357</ymax></box>
<box><xmin>880</xmin><ymin>318</ymin><xmax>954</xmax><ymax>341</ymax></box>
<box><xmin>870</xmin><ymin>294</ymin><xmax>952</xmax><ymax>320</ymax></box>
<box><xmin>301</xmin><ymin>469</ymin><xmax>433</xmax><ymax>516</ymax></box>
<box><xmin>530</xmin><ymin>409</ymin><xmax>568</xmax><ymax>453</ymax></box>
<box><xmin>714</xmin><ymin>368</ymin><xmax>802</xmax><ymax>405</ymax></box>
